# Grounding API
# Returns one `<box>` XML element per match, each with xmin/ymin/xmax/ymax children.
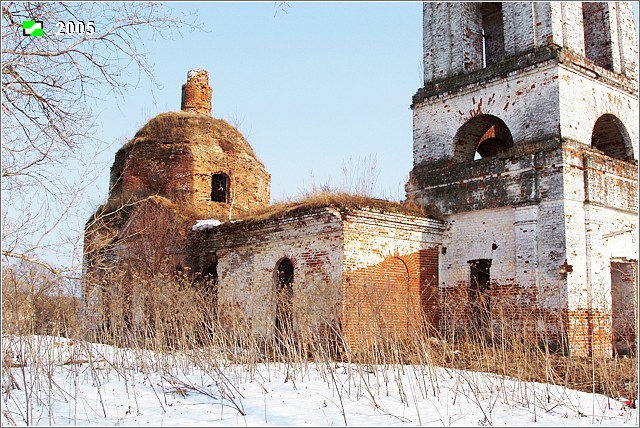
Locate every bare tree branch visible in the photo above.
<box><xmin>1</xmin><ymin>2</ymin><xmax>203</xmax><ymax>273</ymax></box>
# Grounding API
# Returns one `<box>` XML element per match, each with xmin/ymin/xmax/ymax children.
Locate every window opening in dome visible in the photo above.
<box><xmin>211</xmin><ymin>173</ymin><xmax>230</xmax><ymax>203</ymax></box>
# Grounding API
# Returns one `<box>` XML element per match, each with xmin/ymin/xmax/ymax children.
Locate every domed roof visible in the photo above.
<box><xmin>107</xmin><ymin>70</ymin><xmax>271</xmax><ymax>220</ymax></box>
<box><xmin>123</xmin><ymin>110</ymin><xmax>259</xmax><ymax>161</ymax></box>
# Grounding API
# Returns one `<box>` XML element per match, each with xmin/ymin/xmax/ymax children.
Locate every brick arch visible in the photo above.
<box><xmin>342</xmin><ymin>249</ymin><xmax>440</xmax><ymax>350</ymax></box>
<box><xmin>591</xmin><ymin>114</ymin><xmax>633</xmax><ymax>161</ymax></box>
<box><xmin>452</xmin><ymin>114</ymin><xmax>513</xmax><ymax>162</ymax></box>
<box><xmin>374</xmin><ymin>257</ymin><xmax>412</xmax><ymax>338</ymax></box>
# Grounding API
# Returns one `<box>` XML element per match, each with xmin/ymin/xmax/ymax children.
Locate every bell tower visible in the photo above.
<box><xmin>408</xmin><ymin>2</ymin><xmax>638</xmax><ymax>356</ymax></box>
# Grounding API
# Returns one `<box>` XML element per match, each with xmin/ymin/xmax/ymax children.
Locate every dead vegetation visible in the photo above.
<box><xmin>121</xmin><ymin>111</ymin><xmax>258</xmax><ymax>160</ymax></box>
<box><xmin>214</xmin><ymin>190</ymin><xmax>444</xmax><ymax>231</ymax></box>
<box><xmin>3</xmin><ymin>259</ymin><xmax>636</xmax><ymax>407</ymax></box>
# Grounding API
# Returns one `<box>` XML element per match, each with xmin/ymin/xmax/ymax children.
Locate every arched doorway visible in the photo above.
<box><xmin>591</xmin><ymin>114</ymin><xmax>633</xmax><ymax>161</ymax></box>
<box><xmin>274</xmin><ymin>258</ymin><xmax>294</xmax><ymax>344</ymax></box>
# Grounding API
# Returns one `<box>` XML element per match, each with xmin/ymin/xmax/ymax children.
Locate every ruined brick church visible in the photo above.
<box><xmin>84</xmin><ymin>2</ymin><xmax>638</xmax><ymax>356</ymax></box>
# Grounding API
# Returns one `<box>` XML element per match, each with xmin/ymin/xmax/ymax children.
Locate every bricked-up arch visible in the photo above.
<box><xmin>582</xmin><ymin>2</ymin><xmax>614</xmax><ymax>71</ymax></box>
<box><xmin>211</xmin><ymin>173</ymin><xmax>230</xmax><ymax>203</ymax></box>
<box><xmin>274</xmin><ymin>258</ymin><xmax>294</xmax><ymax>342</ymax></box>
<box><xmin>591</xmin><ymin>114</ymin><xmax>633</xmax><ymax>161</ymax></box>
<box><xmin>344</xmin><ymin>256</ymin><xmax>416</xmax><ymax>346</ymax></box>
<box><xmin>453</xmin><ymin>115</ymin><xmax>513</xmax><ymax>162</ymax></box>
<box><xmin>480</xmin><ymin>3</ymin><xmax>504</xmax><ymax>68</ymax></box>
<box><xmin>376</xmin><ymin>257</ymin><xmax>412</xmax><ymax>338</ymax></box>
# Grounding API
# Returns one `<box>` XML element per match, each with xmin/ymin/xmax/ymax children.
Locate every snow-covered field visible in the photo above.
<box><xmin>1</xmin><ymin>335</ymin><xmax>637</xmax><ymax>427</ymax></box>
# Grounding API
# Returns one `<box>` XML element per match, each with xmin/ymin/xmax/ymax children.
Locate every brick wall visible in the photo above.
<box><xmin>197</xmin><ymin>207</ymin><xmax>444</xmax><ymax>352</ymax></box>
<box><xmin>201</xmin><ymin>208</ymin><xmax>344</xmax><ymax>340</ymax></box>
<box><xmin>412</xmin><ymin>1</ymin><xmax>638</xmax><ymax>356</ymax></box>
<box><xmin>435</xmin><ymin>205</ymin><xmax>559</xmax><ymax>340</ymax></box>
<box><xmin>410</xmin><ymin>141</ymin><xmax>638</xmax><ymax>355</ymax></box>
<box><xmin>341</xmin><ymin>209</ymin><xmax>443</xmax><ymax>350</ymax></box>
<box><xmin>415</xmin><ymin>3</ymin><xmax>638</xmax><ymax>170</ymax></box>
<box><xmin>562</xmin><ymin>144</ymin><xmax>638</xmax><ymax>356</ymax></box>
<box><xmin>413</xmin><ymin>61</ymin><xmax>561</xmax><ymax>167</ymax></box>
<box><xmin>558</xmin><ymin>66</ymin><xmax>638</xmax><ymax>161</ymax></box>
<box><xmin>423</xmin><ymin>2</ymin><xmax>638</xmax><ymax>86</ymax></box>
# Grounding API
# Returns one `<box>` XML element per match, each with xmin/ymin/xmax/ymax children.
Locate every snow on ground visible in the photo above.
<box><xmin>1</xmin><ymin>335</ymin><xmax>637</xmax><ymax>427</ymax></box>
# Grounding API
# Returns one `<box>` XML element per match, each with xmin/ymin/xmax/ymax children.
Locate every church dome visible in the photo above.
<box><xmin>108</xmin><ymin>70</ymin><xmax>271</xmax><ymax>220</ymax></box>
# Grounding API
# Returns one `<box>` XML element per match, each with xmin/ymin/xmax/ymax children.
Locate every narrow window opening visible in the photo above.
<box><xmin>468</xmin><ymin>259</ymin><xmax>492</xmax><ymax>335</ymax></box>
<box><xmin>203</xmin><ymin>262</ymin><xmax>218</xmax><ymax>297</ymax></box>
<box><xmin>193</xmin><ymin>260</ymin><xmax>219</xmax><ymax>338</ymax></box>
<box><xmin>274</xmin><ymin>258</ymin><xmax>294</xmax><ymax>344</ymax></box>
<box><xmin>479</xmin><ymin>3</ymin><xmax>505</xmax><ymax>67</ymax></box>
<box><xmin>211</xmin><ymin>173</ymin><xmax>230</xmax><ymax>203</ymax></box>
<box><xmin>481</xmin><ymin>28</ymin><xmax>487</xmax><ymax>69</ymax></box>
<box><xmin>611</xmin><ymin>260</ymin><xmax>637</xmax><ymax>356</ymax></box>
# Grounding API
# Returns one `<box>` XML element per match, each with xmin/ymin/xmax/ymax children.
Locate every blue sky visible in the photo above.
<box><xmin>92</xmin><ymin>1</ymin><xmax>640</xmax><ymax>206</ymax></box>
<box><xmin>6</xmin><ymin>2</ymin><xmax>640</xmax><ymax>270</ymax></box>
<box><xmin>91</xmin><ymin>2</ymin><xmax>425</xmax><ymax>210</ymax></box>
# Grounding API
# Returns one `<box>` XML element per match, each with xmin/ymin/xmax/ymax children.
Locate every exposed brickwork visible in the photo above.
<box><xmin>341</xmin><ymin>209</ymin><xmax>443</xmax><ymax>350</ymax></box>
<box><xmin>342</xmin><ymin>249</ymin><xmax>440</xmax><ymax>351</ymax></box>
<box><xmin>411</xmin><ymin>1</ymin><xmax>638</xmax><ymax>356</ymax></box>
<box><xmin>193</xmin><ymin>207</ymin><xmax>443</xmax><ymax>351</ymax></box>
<box><xmin>611</xmin><ymin>261</ymin><xmax>638</xmax><ymax>355</ymax></box>
<box><xmin>422</xmin><ymin>2</ymin><xmax>637</xmax><ymax>88</ymax></box>
<box><xmin>200</xmin><ymin>208</ymin><xmax>345</xmax><ymax>340</ymax></box>
<box><xmin>181</xmin><ymin>69</ymin><xmax>212</xmax><ymax>115</ymax></box>
<box><xmin>108</xmin><ymin>106</ymin><xmax>271</xmax><ymax>220</ymax></box>
<box><xmin>86</xmin><ymin>3</ymin><xmax>639</xmax><ymax>358</ymax></box>
<box><xmin>106</xmin><ymin>70</ymin><xmax>270</xmax><ymax>220</ymax></box>
<box><xmin>567</xmin><ymin>308</ymin><xmax>613</xmax><ymax>356</ymax></box>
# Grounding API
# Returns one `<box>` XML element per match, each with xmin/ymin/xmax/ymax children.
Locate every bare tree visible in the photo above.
<box><xmin>1</xmin><ymin>2</ymin><xmax>201</xmax><ymax>273</ymax></box>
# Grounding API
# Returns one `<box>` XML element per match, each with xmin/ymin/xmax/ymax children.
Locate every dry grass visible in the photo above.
<box><xmin>122</xmin><ymin>111</ymin><xmax>258</xmax><ymax>159</ymax></box>
<box><xmin>215</xmin><ymin>190</ymin><xmax>443</xmax><ymax>231</ymax></box>
<box><xmin>2</xmin><ymin>264</ymin><xmax>638</xmax><ymax>426</ymax></box>
<box><xmin>85</xmin><ymin>194</ymin><xmax>204</xmax><ymax>257</ymax></box>
<box><xmin>2</xmin><ymin>264</ymin><xmax>80</xmax><ymax>338</ymax></box>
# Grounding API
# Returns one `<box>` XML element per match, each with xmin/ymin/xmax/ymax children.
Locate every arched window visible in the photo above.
<box><xmin>276</xmin><ymin>258</ymin><xmax>294</xmax><ymax>287</ymax></box>
<box><xmin>480</xmin><ymin>3</ymin><xmax>504</xmax><ymax>67</ymax></box>
<box><xmin>591</xmin><ymin>114</ymin><xmax>632</xmax><ymax>161</ymax></box>
<box><xmin>274</xmin><ymin>258</ymin><xmax>294</xmax><ymax>341</ymax></box>
<box><xmin>453</xmin><ymin>114</ymin><xmax>514</xmax><ymax>162</ymax></box>
<box><xmin>211</xmin><ymin>173</ymin><xmax>230</xmax><ymax>203</ymax></box>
